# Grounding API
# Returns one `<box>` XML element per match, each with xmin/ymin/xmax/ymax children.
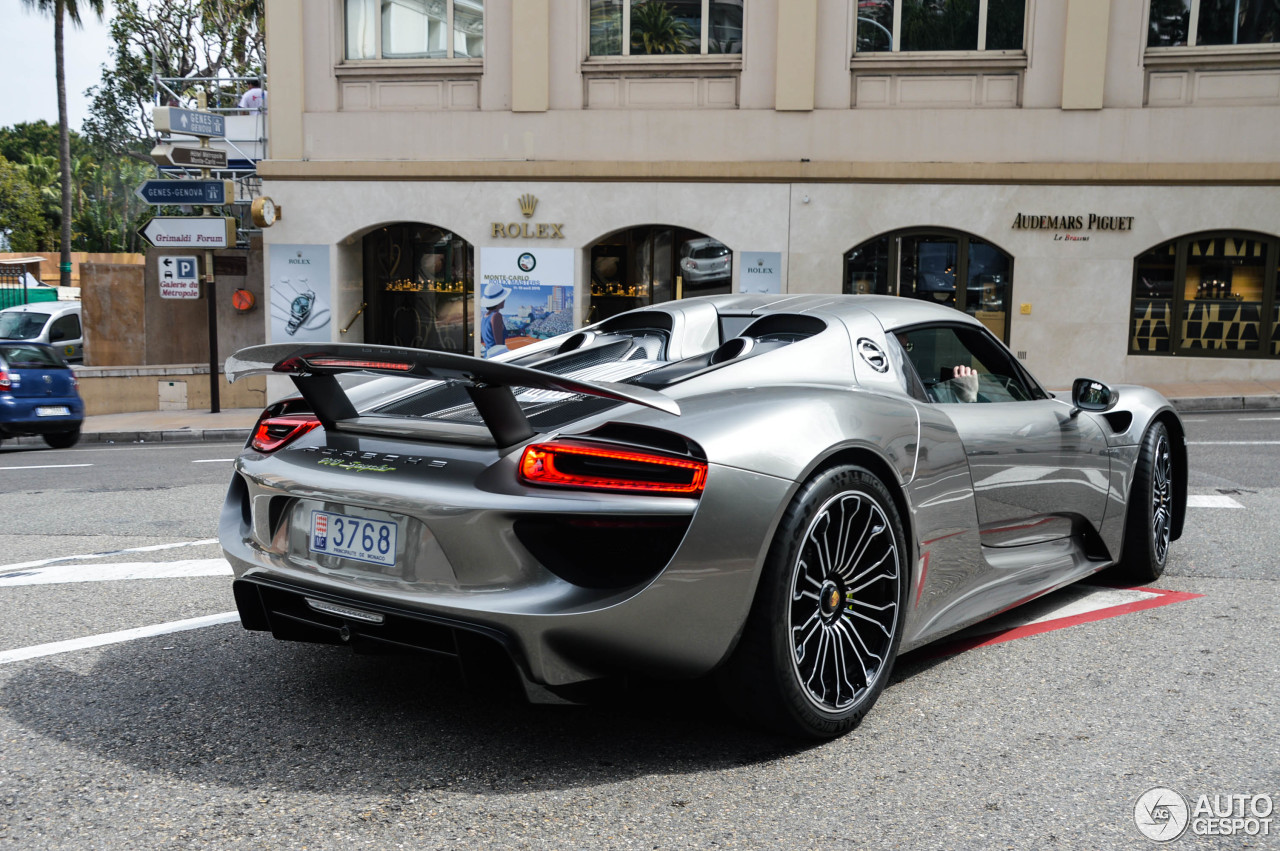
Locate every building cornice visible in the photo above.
<box><xmin>255</xmin><ymin>159</ymin><xmax>1280</xmax><ymax>185</ymax></box>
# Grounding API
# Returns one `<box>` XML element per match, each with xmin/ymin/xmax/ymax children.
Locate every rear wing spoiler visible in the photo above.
<box><xmin>225</xmin><ymin>343</ymin><xmax>680</xmax><ymax>451</ymax></box>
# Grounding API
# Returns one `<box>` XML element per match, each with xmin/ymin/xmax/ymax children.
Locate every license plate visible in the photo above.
<box><xmin>36</xmin><ymin>406</ymin><xmax>70</xmax><ymax>417</ymax></box>
<box><xmin>309</xmin><ymin>510</ymin><xmax>398</xmax><ymax>567</ymax></box>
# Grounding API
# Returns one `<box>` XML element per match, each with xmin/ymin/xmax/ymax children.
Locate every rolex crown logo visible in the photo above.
<box><xmin>518</xmin><ymin>193</ymin><xmax>538</xmax><ymax>218</ymax></box>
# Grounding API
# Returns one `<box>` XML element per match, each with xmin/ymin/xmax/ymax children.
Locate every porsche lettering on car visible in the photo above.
<box><xmin>219</xmin><ymin>295</ymin><xmax>1186</xmax><ymax>738</ymax></box>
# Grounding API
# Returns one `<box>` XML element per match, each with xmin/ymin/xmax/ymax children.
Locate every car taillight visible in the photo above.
<box><xmin>518</xmin><ymin>441</ymin><xmax>707</xmax><ymax>496</ymax></box>
<box><xmin>0</xmin><ymin>370</ymin><xmax>9</xmax><ymax>390</ymax></box>
<box><xmin>250</xmin><ymin>414</ymin><xmax>321</xmax><ymax>453</ymax></box>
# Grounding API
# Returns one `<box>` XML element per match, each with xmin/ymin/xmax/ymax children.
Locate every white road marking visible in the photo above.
<box><xmin>0</xmin><ymin>558</ymin><xmax>232</xmax><ymax>587</ymax></box>
<box><xmin>192</xmin><ymin>459</ymin><xmax>236</xmax><ymax>463</ymax></box>
<box><xmin>0</xmin><ymin>463</ymin><xmax>93</xmax><ymax>471</ymax></box>
<box><xmin>1237</xmin><ymin>417</ymin><xmax>1280</xmax><ymax>421</ymax></box>
<box><xmin>1187</xmin><ymin>494</ymin><xmax>1244</xmax><ymax>508</ymax></box>
<box><xmin>0</xmin><ymin>539</ymin><xmax>220</xmax><ymax>574</ymax></box>
<box><xmin>0</xmin><ymin>612</ymin><xmax>239</xmax><ymax>665</ymax></box>
<box><xmin>955</xmin><ymin>586</ymin><xmax>1160</xmax><ymax>639</ymax></box>
<box><xmin>1188</xmin><ymin>441</ymin><xmax>1280</xmax><ymax>445</ymax></box>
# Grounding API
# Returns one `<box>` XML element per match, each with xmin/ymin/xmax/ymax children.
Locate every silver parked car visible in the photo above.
<box><xmin>219</xmin><ymin>295</ymin><xmax>1185</xmax><ymax>738</ymax></box>
<box><xmin>0</xmin><ymin>302</ymin><xmax>83</xmax><ymax>363</ymax></box>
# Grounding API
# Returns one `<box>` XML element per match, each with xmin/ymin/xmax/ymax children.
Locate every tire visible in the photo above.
<box><xmin>722</xmin><ymin>465</ymin><xmax>908</xmax><ymax>739</ymax></box>
<box><xmin>1115</xmin><ymin>421</ymin><xmax>1174</xmax><ymax>583</ymax></box>
<box><xmin>43</xmin><ymin>429</ymin><xmax>81</xmax><ymax>449</ymax></box>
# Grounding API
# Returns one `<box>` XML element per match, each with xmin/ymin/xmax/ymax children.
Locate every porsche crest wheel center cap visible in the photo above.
<box><xmin>819</xmin><ymin>580</ymin><xmax>843</xmax><ymax>619</ymax></box>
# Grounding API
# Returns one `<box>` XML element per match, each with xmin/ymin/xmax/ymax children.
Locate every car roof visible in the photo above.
<box><xmin>0</xmin><ymin>301</ymin><xmax>80</xmax><ymax>316</ymax></box>
<box><xmin>684</xmin><ymin>293</ymin><xmax>986</xmax><ymax>331</ymax></box>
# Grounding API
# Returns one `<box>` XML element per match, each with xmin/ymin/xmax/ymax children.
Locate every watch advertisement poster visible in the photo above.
<box><xmin>269</xmin><ymin>244</ymin><xmax>332</xmax><ymax>343</ymax></box>
<box><xmin>478</xmin><ymin>248</ymin><xmax>574</xmax><ymax>358</ymax></box>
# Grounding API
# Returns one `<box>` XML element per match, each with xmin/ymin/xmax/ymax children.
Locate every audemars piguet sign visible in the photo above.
<box><xmin>1012</xmin><ymin>213</ymin><xmax>1135</xmax><ymax>231</ymax></box>
<box><xmin>490</xmin><ymin>194</ymin><xmax>565</xmax><ymax>240</ymax></box>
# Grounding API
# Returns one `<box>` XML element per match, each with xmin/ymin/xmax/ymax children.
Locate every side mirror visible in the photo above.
<box><xmin>1071</xmin><ymin>378</ymin><xmax>1117</xmax><ymax>416</ymax></box>
<box><xmin>50</xmin><ymin>328</ymin><xmax>65</xmax><ymax>342</ymax></box>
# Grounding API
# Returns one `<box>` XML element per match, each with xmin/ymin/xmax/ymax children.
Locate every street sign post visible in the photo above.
<box><xmin>159</xmin><ymin>256</ymin><xmax>200</xmax><ymax>299</ymax></box>
<box><xmin>135</xmin><ymin>179</ymin><xmax>234</xmax><ymax>206</ymax></box>
<box><xmin>138</xmin><ymin>217</ymin><xmax>237</xmax><ymax>249</ymax></box>
<box><xmin>152</xmin><ymin>106</ymin><xmax>226</xmax><ymax>138</ymax></box>
<box><xmin>150</xmin><ymin>144</ymin><xmax>229</xmax><ymax>169</ymax></box>
<box><xmin>149</xmin><ymin>99</ymin><xmax>230</xmax><ymax>414</ymax></box>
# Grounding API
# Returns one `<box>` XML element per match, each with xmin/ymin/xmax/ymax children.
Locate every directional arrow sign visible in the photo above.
<box><xmin>159</xmin><ymin>255</ymin><xmax>201</xmax><ymax>299</ymax></box>
<box><xmin>135</xmin><ymin>179</ymin><xmax>234</xmax><ymax>206</ymax></box>
<box><xmin>151</xmin><ymin>144</ymin><xmax>228</xmax><ymax>169</ymax></box>
<box><xmin>153</xmin><ymin>106</ymin><xmax>225</xmax><ymax>138</ymax></box>
<box><xmin>138</xmin><ymin>217</ymin><xmax>236</xmax><ymax>249</ymax></box>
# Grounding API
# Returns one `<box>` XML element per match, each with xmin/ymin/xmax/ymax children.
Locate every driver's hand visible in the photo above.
<box><xmin>951</xmin><ymin>365</ymin><xmax>979</xmax><ymax>402</ymax></box>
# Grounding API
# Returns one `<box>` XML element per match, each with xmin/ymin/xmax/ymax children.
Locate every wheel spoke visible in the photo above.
<box><xmin>812</xmin><ymin>511</ymin><xmax>834</xmax><ymax>576</ymax></box>
<box><xmin>850</xmin><ymin>608</ymin><xmax>894</xmax><ymax>638</ymax></box>
<box><xmin>792</xmin><ymin>612</ymin><xmax>821</xmax><ymax>661</ymax></box>
<box><xmin>833</xmin><ymin>620</ymin><xmax>869</xmax><ymax>691</ymax></box>
<box><xmin>837</xmin><ymin>518</ymin><xmax>887</xmax><ymax>582</ymax></box>
<box><xmin>831</xmin><ymin>495</ymin><xmax>861</xmax><ymax>577</ymax></box>
<box><xmin>830</xmin><ymin>624</ymin><xmax>860</xmax><ymax>704</ymax></box>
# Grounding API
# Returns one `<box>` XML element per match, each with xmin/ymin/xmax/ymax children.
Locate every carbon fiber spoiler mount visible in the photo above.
<box><xmin>225</xmin><ymin>343</ymin><xmax>681</xmax><ymax>452</ymax></box>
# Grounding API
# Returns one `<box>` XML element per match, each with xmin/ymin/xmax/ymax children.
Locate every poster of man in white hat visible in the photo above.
<box><xmin>478</xmin><ymin>248</ymin><xmax>574</xmax><ymax>358</ymax></box>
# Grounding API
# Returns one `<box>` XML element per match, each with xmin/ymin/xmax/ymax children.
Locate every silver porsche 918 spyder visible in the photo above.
<box><xmin>219</xmin><ymin>295</ymin><xmax>1185</xmax><ymax>738</ymax></box>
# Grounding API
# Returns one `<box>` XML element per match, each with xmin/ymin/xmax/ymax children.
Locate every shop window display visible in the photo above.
<box><xmin>1148</xmin><ymin>0</ymin><xmax>1278</xmax><ymax>48</ymax></box>
<box><xmin>1129</xmin><ymin>231</ymin><xmax>1279</xmax><ymax>358</ymax></box>
<box><xmin>855</xmin><ymin>0</ymin><xmax>1026</xmax><ymax>54</ymax></box>
<box><xmin>589</xmin><ymin>0</ymin><xmax>743</xmax><ymax>56</ymax></box>
<box><xmin>844</xmin><ymin>229</ymin><xmax>1014</xmax><ymax>342</ymax></box>
<box><xmin>362</xmin><ymin>224</ymin><xmax>473</xmax><ymax>353</ymax></box>
<box><xmin>588</xmin><ymin>225</ymin><xmax>732</xmax><ymax>323</ymax></box>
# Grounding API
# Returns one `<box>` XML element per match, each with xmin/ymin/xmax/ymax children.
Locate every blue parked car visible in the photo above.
<box><xmin>0</xmin><ymin>342</ymin><xmax>84</xmax><ymax>449</ymax></box>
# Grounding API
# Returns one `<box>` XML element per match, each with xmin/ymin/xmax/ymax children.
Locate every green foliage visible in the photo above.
<box><xmin>0</xmin><ymin>121</ymin><xmax>90</xmax><ymax>164</ymax></box>
<box><xmin>72</xmin><ymin>153</ymin><xmax>153</xmax><ymax>252</ymax></box>
<box><xmin>0</xmin><ymin>156</ymin><xmax>53</xmax><ymax>252</ymax></box>
<box><xmin>630</xmin><ymin>1</ymin><xmax>695</xmax><ymax>55</ymax></box>
<box><xmin>83</xmin><ymin>0</ymin><xmax>266</xmax><ymax>154</ymax></box>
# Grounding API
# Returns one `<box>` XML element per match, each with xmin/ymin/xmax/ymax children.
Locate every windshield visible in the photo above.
<box><xmin>0</xmin><ymin>343</ymin><xmax>65</xmax><ymax>369</ymax></box>
<box><xmin>0</xmin><ymin>312</ymin><xmax>51</xmax><ymax>340</ymax></box>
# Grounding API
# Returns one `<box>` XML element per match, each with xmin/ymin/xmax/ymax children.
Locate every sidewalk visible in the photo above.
<box><xmin>77</xmin><ymin>407</ymin><xmax>263</xmax><ymax>444</ymax></box>
<box><xmin>9</xmin><ymin>379</ymin><xmax>1280</xmax><ymax>446</ymax></box>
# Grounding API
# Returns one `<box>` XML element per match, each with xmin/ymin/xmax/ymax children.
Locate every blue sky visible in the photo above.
<box><xmin>2</xmin><ymin>1</ymin><xmax>116</xmax><ymax>132</ymax></box>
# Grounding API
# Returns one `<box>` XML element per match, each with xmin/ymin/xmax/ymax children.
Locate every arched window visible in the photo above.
<box><xmin>844</xmin><ymin>228</ymin><xmax>1014</xmax><ymax>341</ymax></box>
<box><xmin>588</xmin><ymin>225</ymin><xmax>732</xmax><ymax>323</ymax></box>
<box><xmin>361</xmin><ymin>223</ymin><xmax>474</xmax><ymax>352</ymax></box>
<box><xmin>1131</xmin><ymin>231</ymin><xmax>1280</xmax><ymax>358</ymax></box>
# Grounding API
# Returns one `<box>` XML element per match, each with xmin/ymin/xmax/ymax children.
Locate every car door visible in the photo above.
<box><xmin>49</xmin><ymin>312</ymin><xmax>82</xmax><ymax>362</ymax></box>
<box><xmin>893</xmin><ymin>323</ymin><xmax>1110</xmax><ymax>547</ymax></box>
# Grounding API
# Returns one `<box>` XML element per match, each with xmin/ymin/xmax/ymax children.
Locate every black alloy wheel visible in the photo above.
<box><xmin>1116</xmin><ymin>421</ymin><xmax>1173</xmax><ymax>582</ymax></box>
<box><xmin>723</xmin><ymin>465</ymin><xmax>908</xmax><ymax>739</ymax></box>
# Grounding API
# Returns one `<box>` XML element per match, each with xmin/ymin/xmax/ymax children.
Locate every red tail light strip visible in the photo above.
<box><xmin>251</xmin><ymin>414</ymin><xmax>321</xmax><ymax>453</ymax></box>
<box><xmin>274</xmin><ymin>355</ymin><xmax>413</xmax><ymax>373</ymax></box>
<box><xmin>304</xmin><ymin>357</ymin><xmax>413</xmax><ymax>371</ymax></box>
<box><xmin>519</xmin><ymin>442</ymin><xmax>707</xmax><ymax>496</ymax></box>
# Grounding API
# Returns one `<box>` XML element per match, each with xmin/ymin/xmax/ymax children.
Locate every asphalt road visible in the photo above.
<box><xmin>1</xmin><ymin>416</ymin><xmax>1277</xmax><ymax>850</ymax></box>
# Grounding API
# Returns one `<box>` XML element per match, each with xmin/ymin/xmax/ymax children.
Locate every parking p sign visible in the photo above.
<box><xmin>160</xmin><ymin>255</ymin><xmax>200</xmax><ymax>299</ymax></box>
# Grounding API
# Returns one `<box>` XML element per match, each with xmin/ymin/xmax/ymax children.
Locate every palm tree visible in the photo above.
<box><xmin>21</xmin><ymin>0</ymin><xmax>106</xmax><ymax>287</ymax></box>
<box><xmin>630</xmin><ymin>1</ymin><xmax>695</xmax><ymax>55</ymax></box>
